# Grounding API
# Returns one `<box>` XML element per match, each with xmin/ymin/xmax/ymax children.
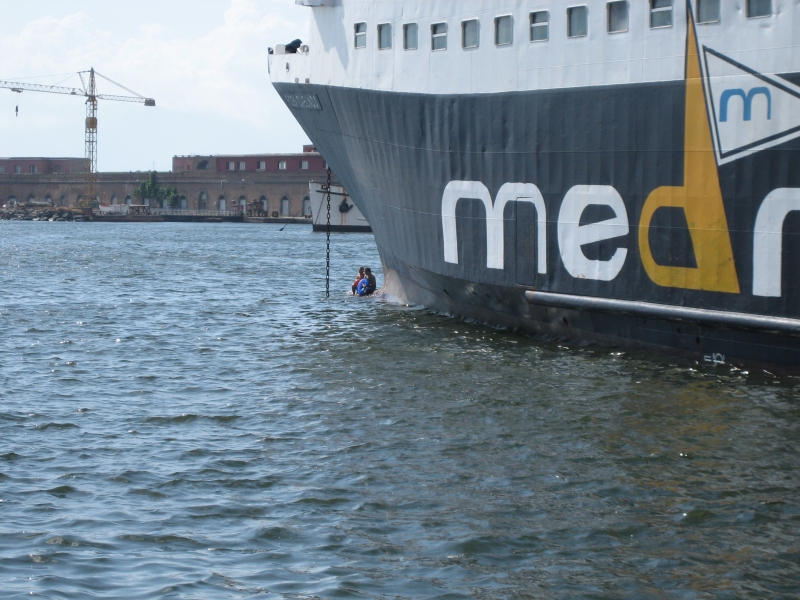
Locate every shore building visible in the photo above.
<box><xmin>0</xmin><ymin>146</ymin><xmax>333</xmax><ymax>217</ymax></box>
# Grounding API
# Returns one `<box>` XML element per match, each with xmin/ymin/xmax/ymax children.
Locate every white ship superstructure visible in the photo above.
<box><xmin>278</xmin><ymin>1</ymin><xmax>797</xmax><ymax>96</ymax></box>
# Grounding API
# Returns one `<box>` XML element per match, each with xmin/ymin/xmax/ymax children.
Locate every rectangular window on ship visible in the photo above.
<box><xmin>279</xmin><ymin>161</ymin><xmax>287</xmax><ymax>170</ymax></box>
<box><xmin>227</xmin><ymin>162</ymin><xmax>235</xmax><ymax>171</ymax></box>
<box><xmin>530</xmin><ymin>11</ymin><xmax>549</xmax><ymax>42</ymax></box>
<box><xmin>698</xmin><ymin>0</ymin><xmax>720</xmax><ymax>23</ymax></box>
<box><xmin>301</xmin><ymin>160</ymin><xmax>309</xmax><ymax>170</ymax></box>
<box><xmin>462</xmin><ymin>19</ymin><xmax>479</xmax><ymax>49</ymax></box>
<box><xmin>431</xmin><ymin>22</ymin><xmax>447</xmax><ymax>51</ymax></box>
<box><xmin>354</xmin><ymin>22</ymin><xmax>366</xmax><ymax>48</ymax></box>
<box><xmin>258</xmin><ymin>161</ymin><xmax>266</xmax><ymax>171</ymax></box>
<box><xmin>378</xmin><ymin>23</ymin><xmax>392</xmax><ymax>49</ymax></box>
<box><xmin>495</xmin><ymin>15</ymin><xmax>513</xmax><ymax>46</ymax></box>
<box><xmin>403</xmin><ymin>23</ymin><xmax>418</xmax><ymax>50</ymax></box>
<box><xmin>239</xmin><ymin>161</ymin><xmax>246</xmax><ymax>170</ymax></box>
<box><xmin>650</xmin><ymin>0</ymin><xmax>672</xmax><ymax>28</ymax></box>
<box><xmin>747</xmin><ymin>0</ymin><xmax>771</xmax><ymax>18</ymax></box>
<box><xmin>607</xmin><ymin>1</ymin><xmax>629</xmax><ymax>33</ymax></box>
<box><xmin>567</xmin><ymin>6</ymin><xmax>588</xmax><ymax>38</ymax></box>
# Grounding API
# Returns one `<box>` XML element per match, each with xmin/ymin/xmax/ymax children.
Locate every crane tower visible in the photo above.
<box><xmin>0</xmin><ymin>68</ymin><xmax>155</xmax><ymax>207</ymax></box>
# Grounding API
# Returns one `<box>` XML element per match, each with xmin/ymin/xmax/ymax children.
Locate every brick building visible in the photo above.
<box><xmin>0</xmin><ymin>157</ymin><xmax>85</xmax><ymax>176</ymax></box>
<box><xmin>0</xmin><ymin>148</ymin><xmax>333</xmax><ymax>217</ymax></box>
<box><xmin>173</xmin><ymin>145</ymin><xmax>325</xmax><ymax>174</ymax></box>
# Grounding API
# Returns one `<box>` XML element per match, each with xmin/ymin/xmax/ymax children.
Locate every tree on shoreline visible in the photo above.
<box><xmin>133</xmin><ymin>172</ymin><xmax>179</xmax><ymax>209</ymax></box>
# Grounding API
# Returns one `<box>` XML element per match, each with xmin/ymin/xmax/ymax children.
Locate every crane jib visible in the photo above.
<box><xmin>0</xmin><ymin>69</ymin><xmax>155</xmax><ymax>209</ymax></box>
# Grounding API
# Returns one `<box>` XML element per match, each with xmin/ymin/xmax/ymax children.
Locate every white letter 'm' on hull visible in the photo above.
<box><xmin>442</xmin><ymin>181</ymin><xmax>546</xmax><ymax>273</ymax></box>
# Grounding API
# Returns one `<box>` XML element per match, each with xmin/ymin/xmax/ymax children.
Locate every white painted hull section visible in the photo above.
<box><xmin>309</xmin><ymin>182</ymin><xmax>370</xmax><ymax>231</ymax></box>
<box><xmin>274</xmin><ymin>0</ymin><xmax>799</xmax><ymax>96</ymax></box>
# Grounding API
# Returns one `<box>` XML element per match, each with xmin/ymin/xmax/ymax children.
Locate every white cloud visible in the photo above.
<box><xmin>0</xmin><ymin>0</ymin><xmax>313</xmax><ymax>171</ymax></box>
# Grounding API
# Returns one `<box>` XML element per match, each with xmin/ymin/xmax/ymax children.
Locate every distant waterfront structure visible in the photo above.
<box><xmin>0</xmin><ymin>157</ymin><xmax>85</xmax><ymax>176</ymax></box>
<box><xmin>0</xmin><ymin>146</ymin><xmax>335</xmax><ymax>217</ymax></box>
<box><xmin>173</xmin><ymin>145</ymin><xmax>325</xmax><ymax>175</ymax></box>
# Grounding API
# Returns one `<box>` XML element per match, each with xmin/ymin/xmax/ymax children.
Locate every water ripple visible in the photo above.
<box><xmin>0</xmin><ymin>222</ymin><xmax>799</xmax><ymax>598</ymax></box>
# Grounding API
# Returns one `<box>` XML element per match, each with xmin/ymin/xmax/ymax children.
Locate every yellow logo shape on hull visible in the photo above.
<box><xmin>638</xmin><ymin>10</ymin><xmax>740</xmax><ymax>293</ymax></box>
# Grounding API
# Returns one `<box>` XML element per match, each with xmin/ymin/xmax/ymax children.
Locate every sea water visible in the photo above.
<box><xmin>1</xmin><ymin>222</ymin><xmax>798</xmax><ymax>598</ymax></box>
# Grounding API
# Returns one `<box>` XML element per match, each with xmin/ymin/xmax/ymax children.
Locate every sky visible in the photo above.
<box><xmin>0</xmin><ymin>0</ymin><xmax>312</xmax><ymax>172</ymax></box>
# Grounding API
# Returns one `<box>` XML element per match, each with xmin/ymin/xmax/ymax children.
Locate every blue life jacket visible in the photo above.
<box><xmin>356</xmin><ymin>278</ymin><xmax>369</xmax><ymax>296</ymax></box>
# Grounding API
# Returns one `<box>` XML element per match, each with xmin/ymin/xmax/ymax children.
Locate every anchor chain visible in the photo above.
<box><xmin>326</xmin><ymin>167</ymin><xmax>331</xmax><ymax>299</ymax></box>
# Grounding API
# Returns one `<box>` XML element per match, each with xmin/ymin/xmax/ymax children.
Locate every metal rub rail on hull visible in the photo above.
<box><xmin>524</xmin><ymin>291</ymin><xmax>800</xmax><ymax>337</ymax></box>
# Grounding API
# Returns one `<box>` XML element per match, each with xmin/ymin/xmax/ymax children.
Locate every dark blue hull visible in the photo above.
<box><xmin>274</xmin><ymin>61</ymin><xmax>800</xmax><ymax>370</ymax></box>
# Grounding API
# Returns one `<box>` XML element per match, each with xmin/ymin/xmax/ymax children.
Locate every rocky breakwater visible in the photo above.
<box><xmin>1</xmin><ymin>207</ymin><xmax>85</xmax><ymax>222</ymax></box>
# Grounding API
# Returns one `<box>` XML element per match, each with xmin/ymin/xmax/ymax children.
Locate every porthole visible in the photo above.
<box><xmin>650</xmin><ymin>0</ymin><xmax>673</xmax><ymax>28</ymax></box>
<box><xmin>462</xmin><ymin>19</ymin><xmax>479</xmax><ymax>49</ymax></box>
<box><xmin>354</xmin><ymin>22</ymin><xmax>366</xmax><ymax>48</ymax></box>
<box><xmin>567</xmin><ymin>6</ymin><xmax>588</xmax><ymax>38</ymax></box>
<box><xmin>746</xmin><ymin>0</ymin><xmax>771</xmax><ymax>18</ymax></box>
<box><xmin>403</xmin><ymin>23</ymin><xmax>418</xmax><ymax>50</ymax></box>
<box><xmin>495</xmin><ymin>15</ymin><xmax>513</xmax><ymax>46</ymax></box>
<box><xmin>530</xmin><ymin>11</ymin><xmax>549</xmax><ymax>42</ymax></box>
<box><xmin>607</xmin><ymin>1</ymin><xmax>629</xmax><ymax>33</ymax></box>
<box><xmin>697</xmin><ymin>0</ymin><xmax>720</xmax><ymax>23</ymax></box>
<box><xmin>378</xmin><ymin>23</ymin><xmax>392</xmax><ymax>50</ymax></box>
<box><xmin>431</xmin><ymin>22</ymin><xmax>448</xmax><ymax>51</ymax></box>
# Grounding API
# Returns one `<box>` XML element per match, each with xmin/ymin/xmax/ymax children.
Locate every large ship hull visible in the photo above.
<box><xmin>277</xmin><ymin>76</ymin><xmax>800</xmax><ymax>369</ymax></box>
<box><xmin>273</xmin><ymin>2</ymin><xmax>800</xmax><ymax>371</ymax></box>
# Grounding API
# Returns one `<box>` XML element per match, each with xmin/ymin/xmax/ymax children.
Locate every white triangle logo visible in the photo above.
<box><xmin>702</xmin><ymin>46</ymin><xmax>800</xmax><ymax>165</ymax></box>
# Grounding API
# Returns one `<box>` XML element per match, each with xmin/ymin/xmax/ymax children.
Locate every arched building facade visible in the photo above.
<box><xmin>0</xmin><ymin>149</ymin><xmax>337</xmax><ymax>218</ymax></box>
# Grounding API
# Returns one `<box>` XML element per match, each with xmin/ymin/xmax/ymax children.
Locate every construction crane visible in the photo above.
<box><xmin>0</xmin><ymin>68</ymin><xmax>155</xmax><ymax>207</ymax></box>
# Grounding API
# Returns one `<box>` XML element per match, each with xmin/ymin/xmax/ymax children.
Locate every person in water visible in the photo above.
<box><xmin>365</xmin><ymin>268</ymin><xmax>376</xmax><ymax>294</ymax></box>
<box><xmin>351</xmin><ymin>266</ymin><xmax>365</xmax><ymax>294</ymax></box>
<box><xmin>356</xmin><ymin>278</ymin><xmax>367</xmax><ymax>296</ymax></box>
<box><xmin>356</xmin><ymin>267</ymin><xmax>377</xmax><ymax>296</ymax></box>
